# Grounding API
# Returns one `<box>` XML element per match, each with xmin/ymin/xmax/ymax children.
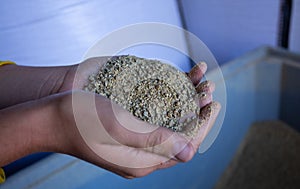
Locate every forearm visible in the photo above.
<box><xmin>0</xmin><ymin>64</ymin><xmax>74</xmax><ymax>109</ymax></box>
<box><xmin>0</xmin><ymin>95</ymin><xmax>60</xmax><ymax>167</ymax></box>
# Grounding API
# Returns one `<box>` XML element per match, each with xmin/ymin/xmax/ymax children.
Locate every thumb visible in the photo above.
<box><xmin>95</xmin><ymin>97</ymin><xmax>194</xmax><ymax>162</ymax></box>
<box><xmin>142</xmin><ymin>126</ymin><xmax>194</xmax><ymax>162</ymax></box>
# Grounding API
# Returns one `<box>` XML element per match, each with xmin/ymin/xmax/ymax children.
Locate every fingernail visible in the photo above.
<box><xmin>174</xmin><ymin>142</ymin><xmax>192</xmax><ymax>162</ymax></box>
<box><xmin>198</xmin><ymin>62</ymin><xmax>207</xmax><ymax>74</ymax></box>
<box><xmin>209</xmin><ymin>81</ymin><xmax>216</xmax><ymax>92</ymax></box>
<box><xmin>189</xmin><ymin>62</ymin><xmax>207</xmax><ymax>86</ymax></box>
<box><xmin>190</xmin><ymin>62</ymin><xmax>207</xmax><ymax>75</ymax></box>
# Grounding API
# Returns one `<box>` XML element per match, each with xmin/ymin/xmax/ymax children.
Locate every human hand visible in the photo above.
<box><xmin>53</xmin><ymin>58</ymin><xmax>221</xmax><ymax>178</ymax></box>
<box><xmin>0</xmin><ymin>57</ymin><xmax>220</xmax><ymax>179</ymax></box>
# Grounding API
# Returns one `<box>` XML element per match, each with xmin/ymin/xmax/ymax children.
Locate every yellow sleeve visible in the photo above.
<box><xmin>0</xmin><ymin>168</ymin><xmax>5</xmax><ymax>183</ymax></box>
<box><xmin>0</xmin><ymin>60</ymin><xmax>16</xmax><ymax>66</ymax></box>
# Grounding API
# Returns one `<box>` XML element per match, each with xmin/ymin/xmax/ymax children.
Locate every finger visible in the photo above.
<box><xmin>98</xmin><ymin>99</ymin><xmax>192</xmax><ymax>162</ymax></box>
<box><xmin>196</xmin><ymin>80</ymin><xmax>215</xmax><ymax>94</ymax></box>
<box><xmin>196</xmin><ymin>81</ymin><xmax>215</xmax><ymax>108</ymax></box>
<box><xmin>137</xmin><ymin>127</ymin><xmax>192</xmax><ymax>162</ymax></box>
<box><xmin>133</xmin><ymin>158</ymin><xmax>178</xmax><ymax>177</ymax></box>
<box><xmin>190</xmin><ymin>102</ymin><xmax>221</xmax><ymax>152</ymax></box>
<box><xmin>188</xmin><ymin>62</ymin><xmax>207</xmax><ymax>86</ymax></box>
<box><xmin>156</xmin><ymin>158</ymin><xmax>178</xmax><ymax>169</ymax></box>
<box><xmin>74</xmin><ymin>139</ymin><xmax>178</xmax><ymax>179</ymax></box>
<box><xmin>119</xmin><ymin>154</ymin><xmax>179</xmax><ymax>178</ymax></box>
<box><xmin>199</xmin><ymin>93</ymin><xmax>213</xmax><ymax>108</ymax></box>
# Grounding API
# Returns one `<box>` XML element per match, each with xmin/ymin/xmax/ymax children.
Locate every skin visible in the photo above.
<box><xmin>0</xmin><ymin>57</ymin><xmax>220</xmax><ymax>178</ymax></box>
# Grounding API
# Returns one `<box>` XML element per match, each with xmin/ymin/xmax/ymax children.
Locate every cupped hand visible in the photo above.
<box><xmin>54</xmin><ymin>57</ymin><xmax>221</xmax><ymax>178</ymax></box>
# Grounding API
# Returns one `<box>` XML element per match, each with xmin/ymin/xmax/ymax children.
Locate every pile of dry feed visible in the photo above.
<box><xmin>84</xmin><ymin>55</ymin><xmax>201</xmax><ymax>136</ymax></box>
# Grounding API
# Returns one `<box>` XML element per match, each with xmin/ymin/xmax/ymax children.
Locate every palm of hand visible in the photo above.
<box><xmin>58</xmin><ymin>56</ymin><xmax>220</xmax><ymax>178</ymax></box>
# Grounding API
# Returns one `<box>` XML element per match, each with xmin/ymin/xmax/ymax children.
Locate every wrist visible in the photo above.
<box><xmin>29</xmin><ymin>95</ymin><xmax>64</xmax><ymax>153</ymax></box>
<box><xmin>0</xmin><ymin>64</ymin><xmax>75</xmax><ymax>109</ymax></box>
<box><xmin>43</xmin><ymin>92</ymin><xmax>83</xmax><ymax>155</ymax></box>
<box><xmin>0</xmin><ymin>95</ymin><xmax>59</xmax><ymax>166</ymax></box>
